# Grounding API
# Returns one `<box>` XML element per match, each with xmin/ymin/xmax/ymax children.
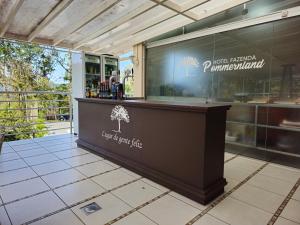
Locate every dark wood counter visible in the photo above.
<box><xmin>76</xmin><ymin>98</ymin><xmax>231</xmax><ymax>204</ymax></box>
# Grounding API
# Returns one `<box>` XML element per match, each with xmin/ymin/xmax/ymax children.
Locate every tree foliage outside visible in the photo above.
<box><xmin>0</xmin><ymin>40</ymin><xmax>71</xmax><ymax>141</ymax></box>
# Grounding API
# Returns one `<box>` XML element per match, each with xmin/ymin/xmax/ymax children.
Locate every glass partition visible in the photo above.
<box><xmin>146</xmin><ymin>16</ymin><xmax>300</xmax><ymax>167</ymax></box>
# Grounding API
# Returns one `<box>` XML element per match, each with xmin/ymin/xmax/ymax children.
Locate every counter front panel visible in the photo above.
<box><xmin>76</xmin><ymin>98</ymin><xmax>230</xmax><ymax>204</ymax></box>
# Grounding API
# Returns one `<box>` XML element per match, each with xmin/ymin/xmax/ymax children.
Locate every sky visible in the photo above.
<box><xmin>48</xmin><ymin>51</ymin><xmax>69</xmax><ymax>84</ymax></box>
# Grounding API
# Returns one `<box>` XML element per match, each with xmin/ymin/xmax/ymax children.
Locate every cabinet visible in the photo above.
<box><xmin>226</xmin><ymin>103</ymin><xmax>300</xmax><ymax>157</ymax></box>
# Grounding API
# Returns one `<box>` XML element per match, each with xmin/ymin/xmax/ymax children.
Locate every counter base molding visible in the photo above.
<box><xmin>76</xmin><ymin>98</ymin><xmax>230</xmax><ymax>204</ymax></box>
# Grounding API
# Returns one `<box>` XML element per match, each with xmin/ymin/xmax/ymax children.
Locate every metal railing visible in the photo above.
<box><xmin>0</xmin><ymin>91</ymin><xmax>72</xmax><ymax>141</ymax></box>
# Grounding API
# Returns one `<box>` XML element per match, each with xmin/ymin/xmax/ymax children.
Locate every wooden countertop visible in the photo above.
<box><xmin>76</xmin><ymin>98</ymin><xmax>231</xmax><ymax>113</ymax></box>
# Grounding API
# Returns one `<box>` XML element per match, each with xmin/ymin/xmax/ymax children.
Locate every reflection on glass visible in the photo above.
<box><xmin>145</xmin><ymin>16</ymin><xmax>300</xmax><ymax>159</ymax></box>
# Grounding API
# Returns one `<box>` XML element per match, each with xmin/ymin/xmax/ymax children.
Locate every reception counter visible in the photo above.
<box><xmin>76</xmin><ymin>98</ymin><xmax>231</xmax><ymax>204</ymax></box>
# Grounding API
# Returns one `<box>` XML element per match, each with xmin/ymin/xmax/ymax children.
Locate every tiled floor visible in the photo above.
<box><xmin>0</xmin><ymin>134</ymin><xmax>299</xmax><ymax>225</ymax></box>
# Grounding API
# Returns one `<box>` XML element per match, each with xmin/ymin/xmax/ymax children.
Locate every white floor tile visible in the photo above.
<box><xmin>31</xmin><ymin>209</ymin><xmax>84</xmax><ymax>225</ymax></box>
<box><xmin>228</xmin><ymin>156</ymin><xmax>265</xmax><ymax>171</ymax></box>
<box><xmin>169</xmin><ymin>192</ymin><xmax>206</xmax><ymax>210</ymax></box>
<box><xmin>224</xmin><ymin>178</ymin><xmax>239</xmax><ymax>193</ymax></box>
<box><xmin>224</xmin><ymin>152</ymin><xmax>235</xmax><ymax>161</ymax></box>
<box><xmin>23</xmin><ymin>154</ymin><xmax>59</xmax><ymax>166</ymax></box>
<box><xmin>9</xmin><ymin>139</ymin><xmax>34</xmax><ymax>146</ymax></box>
<box><xmin>0</xmin><ymin>152</ymin><xmax>20</xmax><ymax>162</ymax></box>
<box><xmin>0</xmin><ymin>159</ymin><xmax>27</xmax><ymax>172</ymax></box>
<box><xmin>42</xmin><ymin>168</ymin><xmax>86</xmax><ymax>188</ymax></box>
<box><xmin>112</xmin><ymin>180</ymin><xmax>163</xmax><ymax>208</ymax></box>
<box><xmin>63</xmin><ymin>154</ymin><xmax>100</xmax><ymax>167</ymax></box>
<box><xmin>209</xmin><ymin>197</ymin><xmax>272</xmax><ymax>225</ymax></box>
<box><xmin>92</xmin><ymin>169</ymin><xmax>136</xmax><ymax>190</ymax></box>
<box><xmin>259</xmin><ymin>164</ymin><xmax>300</xmax><ymax>183</ymax></box>
<box><xmin>0</xmin><ymin>178</ymin><xmax>49</xmax><ymax>203</ymax></box>
<box><xmin>1</xmin><ymin>145</ymin><xmax>15</xmax><ymax>154</ymax></box>
<box><xmin>5</xmin><ymin>192</ymin><xmax>65</xmax><ymax>225</ymax></box>
<box><xmin>17</xmin><ymin>148</ymin><xmax>49</xmax><ymax>158</ymax></box>
<box><xmin>32</xmin><ymin>160</ymin><xmax>71</xmax><ymax>176</ymax></box>
<box><xmin>54</xmin><ymin>179</ymin><xmax>105</xmax><ymax>206</ymax></box>
<box><xmin>114</xmin><ymin>212</ymin><xmax>157</xmax><ymax>225</ymax></box>
<box><xmin>0</xmin><ymin>206</ymin><xmax>11</xmax><ymax>225</ymax></box>
<box><xmin>102</xmin><ymin>160</ymin><xmax>120</xmax><ymax>168</ymax></box>
<box><xmin>139</xmin><ymin>195</ymin><xmax>200</xmax><ymax>225</ymax></box>
<box><xmin>12</xmin><ymin>143</ymin><xmax>41</xmax><ymax>151</ymax></box>
<box><xmin>274</xmin><ymin>217</ymin><xmax>300</xmax><ymax>225</ymax></box>
<box><xmin>119</xmin><ymin>168</ymin><xmax>142</xmax><ymax>178</ymax></box>
<box><xmin>247</xmin><ymin>174</ymin><xmax>295</xmax><ymax>196</ymax></box>
<box><xmin>53</xmin><ymin>148</ymin><xmax>89</xmax><ymax>159</ymax></box>
<box><xmin>281</xmin><ymin>199</ymin><xmax>300</xmax><ymax>223</ymax></box>
<box><xmin>292</xmin><ymin>187</ymin><xmax>300</xmax><ymax>201</ymax></box>
<box><xmin>194</xmin><ymin>214</ymin><xmax>229</xmax><ymax>225</ymax></box>
<box><xmin>72</xmin><ymin>193</ymin><xmax>132</xmax><ymax>225</ymax></box>
<box><xmin>75</xmin><ymin>161</ymin><xmax>114</xmax><ymax>177</ymax></box>
<box><xmin>230</xmin><ymin>184</ymin><xmax>285</xmax><ymax>213</ymax></box>
<box><xmin>45</xmin><ymin>143</ymin><xmax>76</xmax><ymax>152</ymax></box>
<box><xmin>224</xmin><ymin>163</ymin><xmax>254</xmax><ymax>181</ymax></box>
<box><xmin>141</xmin><ymin>178</ymin><xmax>169</xmax><ymax>192</ymax></box>
<box><xmin>0</xmin><ymin>167</ymin><xmax>37</xmax><ymax>186</ymax></box>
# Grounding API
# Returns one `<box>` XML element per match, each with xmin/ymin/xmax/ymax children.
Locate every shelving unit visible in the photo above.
<box><xmin>225</xmin><ymin>103</ymin><xmax>300</xmax><ymax>158</ymax></box>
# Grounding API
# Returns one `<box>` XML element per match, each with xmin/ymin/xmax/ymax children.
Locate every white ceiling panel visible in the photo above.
<box><xmin>68</xmin><ymin>0</ymin><xmax>149</xmax><ymax>43</ymax></box>
<box><xmin>88</xmin><ymin>5</ymin><xmax>176</xmax><ymax>50</ymax></box>
<box><xmin>99</xmin><ymin>14</ymin><xmax>192</xmax><ymax>53</ymax></box>
<box><xmin>8</xmin><ymin>0</ymin><xmax>59</xmax><ymax>35</ymax></box>
<box><xmin>39</xmin><ymin>0</ymin><xmax>106</xmax><ymax>39</ymax></box>
<box><xmin>0</xmin><ymin>0</ymin><xmax>18</xmax><ymax>24</ymax></box>
<box><xmin>191</xmin><ymin>0</ymin><xmax>239</xmax><ymax>15</ymax></box>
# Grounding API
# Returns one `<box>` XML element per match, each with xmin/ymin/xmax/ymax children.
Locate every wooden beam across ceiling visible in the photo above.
<box><xmin>94</xmin><ymin>0</ymin><xmax>250</xmax><ymax>54</ymax></box>
<box><xmin>27</xmin><ymin>0</ymin><xmax>74</xmax><ymax>42</ymax></box>
<box><xmin>53</xmin><ymin>0</ymin><xmax>122</xmax><ymax>46</ymax></box>
<box><xmin>149</xmin><ymin>0</ymin><xmax>203</xmax><ymax>21</ymax></box>
<box><xmin>0</xmin><ymin>0</ymin><xmax>25</xmax><ymax>37</ymax></box>
<box><xmin>73</xmin><ymin>0</ymin><xmax>170</xmax><ymax>50</ymax></box>
<box><xmin>92</xmin><ymin>0</ymin><xmax>209</xmax><ymax>52</ymax></box>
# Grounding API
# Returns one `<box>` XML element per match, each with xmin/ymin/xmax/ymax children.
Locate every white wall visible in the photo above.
<box><xmin>133</xmin><ymin>44</ymin><xmax>145</xmax><ymax>97</ymax></box>
<box><xmin>71</xmin><ymin>52</ymin><xmax>85</xmax><ymax>135</ymax></box>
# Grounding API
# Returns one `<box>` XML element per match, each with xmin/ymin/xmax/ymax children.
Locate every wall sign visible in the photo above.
<box><xmin>203</xmin><ymin>55</ymin><xmax>265</xmax><ymax>73</ymax></box>
<box><xmin>101</xmin><ymin>105</ymin><xmax>143</xmax><ymax>150</ymax></box>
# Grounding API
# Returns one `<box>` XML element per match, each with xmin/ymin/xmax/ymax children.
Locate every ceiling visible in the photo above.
<box><xmin>0</xmin><ymin>0</ymin><xmax>250</xmax><ymax>55</ymax></box>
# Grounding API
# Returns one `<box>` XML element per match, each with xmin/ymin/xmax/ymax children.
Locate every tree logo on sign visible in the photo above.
<box><xmin>111</xmin><ymin>105</ymin><xmax>130</xmax><ymax>133</ymax></box>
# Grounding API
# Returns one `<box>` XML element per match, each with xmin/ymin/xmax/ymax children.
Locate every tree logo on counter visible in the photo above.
<box><xmin>111</xmin><ymin>105</ymin><xmax>130</xmax><ymax>133</ymax></box>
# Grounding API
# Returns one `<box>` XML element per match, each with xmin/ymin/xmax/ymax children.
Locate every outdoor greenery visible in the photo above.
<box><xmin>0</xmin><ymin>40</ymin><xmax>71</xmax><ymax>141</ymax></box>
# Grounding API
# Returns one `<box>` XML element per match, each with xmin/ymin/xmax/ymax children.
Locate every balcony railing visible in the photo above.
<box><xmin>0</xmin><ymin>91</ymin><xmax>72</xmax><ymax>141</ymax></box>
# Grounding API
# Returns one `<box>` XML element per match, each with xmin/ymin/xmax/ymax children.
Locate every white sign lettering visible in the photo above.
<box><xmin>101</xmin><ymin>105</ymin><xmax>143</xmax><ymax>150</ymax></box>
<box><xmin>203</xmin><ymin>55</ymin><xmax>265</xmax><ymax>73</ymax></box>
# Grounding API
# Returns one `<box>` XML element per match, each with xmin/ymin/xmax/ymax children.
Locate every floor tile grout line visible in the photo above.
<box><xmin>0</xmin><ymin>150</ymin><xmax>93</xmax><ymax>174</ymax></box>
<box><xmin>0</xmin><ymin>152</ymin><xmax>241</xmax><ymax>202</ymax></box>
<box><xmin>98</xmin><ymin>153</ymin><xmax>243</xmax><ymax>225</ymax></box>
<box><xmin>105</xmin><ymin>191</ymin><xmax>171</xmax><ymax>225</ymax></box>
<box><xmin>267</xmin><ymin>177</ymin><xmax>300</xmax><ymax>225</ymax></box>
<box><xmin>0</xmin><ymin>154</ymin><xmax>104</xmax><ymax>187</ymax></box>
<box><xmin>224</xmin><ymin>154</ymin><xmax>239</xmax><ymax>163</ymax></box>
<box><xmin>24</xmin><ymin>178</ymin><xmax>143</xmax><ymax>225</ymax></box>
<box><xmin>0</xmin><ymin>166</ymin><xmax>29</xmax><ymax>174</ymax></box>
<box><xmin>12</xmin><ymin>146</ymin><xmax>87</xmax><ymax>225</ymax></box>
<box><xmin>0</xmin><ymin>166</ymin><xmax>120</xmax><ymax>207</ymax></box>
<box><xmin>0</xmin><ymin>194</ymin><xmax>13</xmax><ymax>225</ymax></box>
<box><xmin>185</xmin><ymin>162</ymin><xmax>269</xmax><ymax>225</ymax></box>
